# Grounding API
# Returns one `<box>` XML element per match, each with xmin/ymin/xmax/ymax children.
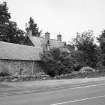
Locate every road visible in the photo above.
<box><xmin>0</xmin><ymin>79</ymin><xmax>105</xmax><ymax>105</ymax></box>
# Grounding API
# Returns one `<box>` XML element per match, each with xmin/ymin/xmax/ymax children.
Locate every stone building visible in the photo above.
<box><xmin>0</xmin><ymin>32</ymin><xmax>70</xmax><ymax>75</ymax></box>
<box><xmin>0</xmin><ymin>41</ymin><xmax>42</xmax><ymax>75</ymax></box>
<box><xmin>28</xmin><ymin>31</ymin><xmax>70</xmax><ymax>53</ymax></box>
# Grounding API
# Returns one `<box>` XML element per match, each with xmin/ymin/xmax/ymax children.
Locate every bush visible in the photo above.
<box><xmin>40</xmin><ymin>48</ymin><xmax>73</xmax><ymax>77</ymax></box>
<box><xmin>0</xmin><ymin>64</ymin><xmax>11</xmax><ymax>77</ymax></box>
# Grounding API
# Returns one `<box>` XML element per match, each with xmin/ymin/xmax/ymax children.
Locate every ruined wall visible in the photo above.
<box><xmin>0</xmin><ymin>59</ymin><xmax>42</xmax><ymax>75</ymax></box>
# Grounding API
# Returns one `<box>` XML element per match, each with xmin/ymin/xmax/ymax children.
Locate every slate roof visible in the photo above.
<box><xmin>29</xmin><ymin>36</ymin><xmax>45</xmax><ymax>48</ymax></box>
<box><xmin>0</xmin><ymin>41</ymin><xmax>42</xmax><ymax>61</ymax></box>
<box><xmin>28</xmin><ymin>35</ymin><xmax>70</xmax><ymax>53</ymax></box>
<box><xmin>29</xmin><ymin>36</ymin><xmax>65</xmax><ymax>48</ymax></box>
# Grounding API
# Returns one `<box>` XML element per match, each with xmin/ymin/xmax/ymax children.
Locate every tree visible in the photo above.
<box><xmin>97</xmin><ymin>30</ymin><xmax>105</xmax><ymax>53</ymax></box>
<box><xmin>0</xmin><ymin>1</ymin><xmax>10</xmax><ymax>40</ymax></box>
<box><xmin>0</xmin><ymin>2</ymin><xmax>10</xmax><ymax>24</ymax></box>
<box><xmin>0</xmin><ymin>2</ymin><xmax>30</xmax><ymax>45</ymax></box>
<box><xmin>97</xmin><ymin>30</ymin><xmax>105</xmax><ymax>70</ymax></box>
<box><xmin>40</xmin><ymin>48</ymin><xmax>73</xmax><ymax>77</ymax></box>
<box><xmin>70</xmin><ymin>50</ymin><xmax>85</xmax><ymax>71</ymax></box>
<box><xmin>6</xmin><ymin>21</ymin><xmax>19</xmax><ymax>42</ymax></box>
<box><xmin>26</xmin><ymin>17</ymin><xmax>41</xmax><ymax>37</ymax></box>
<box><xmin>73</xmin><ymin>30</ymin><xmax>97</xmax><ymax>68</ymax></box>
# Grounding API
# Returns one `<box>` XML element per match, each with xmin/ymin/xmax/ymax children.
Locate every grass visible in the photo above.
<box><xmin>0</xmin><ymin>70</ymin><xmax>105</xmax><ymax>82</ymax></box>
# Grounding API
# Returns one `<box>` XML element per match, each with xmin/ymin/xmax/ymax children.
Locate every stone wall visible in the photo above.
<box><xmin>0</xmin><ymin>59</ymin><xmax>42</xmax><ymax>75</ymax></box>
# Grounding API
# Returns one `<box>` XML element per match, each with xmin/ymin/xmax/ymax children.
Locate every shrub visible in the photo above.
<box><xmin>40</xmin><ymin>48</ymin><xmax>73</xmax><ymax>77</ymax></box>
<box><xmin>73</xmin><ymin>30</ymin><xmax>98</xmax><ymax>68</ymax></box>
<box><xmin>0</xmin><ymin>64</ymin><xmax>10</xmax><ymax>77</ymax></box>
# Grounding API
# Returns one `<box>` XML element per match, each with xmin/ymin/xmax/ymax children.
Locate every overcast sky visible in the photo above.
<box><xmin>5</xmin><ymin>0</ymin><xmax>105</xmax><ymax>42</ymax></box>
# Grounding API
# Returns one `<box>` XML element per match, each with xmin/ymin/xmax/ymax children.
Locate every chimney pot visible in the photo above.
<box><xmin>45</xmin><ymin>32</ymin><xmax>50</xmax><ymax>42</ymax></box>
<box><xmin>57</xmin><ymin>34</ymin><xmax>62</xmax><ymax>41</ymax></box>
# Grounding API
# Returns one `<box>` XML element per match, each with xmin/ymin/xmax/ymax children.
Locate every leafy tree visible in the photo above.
<box><xmin>0</xmin><ymin>2</ymin><xmax>31</xmax><ymax>45</ymax></box>
<box><xmin>66</xmin><ymin>44</ymin><xmax>75</xmax><ymax>51</ymax></box>
<box><xmin>0</xmin><ymin>1</ymin><xmax>10</xmax><ymax>40</ymax></box>
<box><xmin>97</xmin><ymin>30</ymin><xmax>105</xmax><ymax>70</ymax></box>
<box><xmin>73</xmin><ymin>30</ymin><xmax>97</xmax><ymax>68</ymax></box>
<box><xmin>26</xmin><ymin>17</ymin><xmax>41</xmax><ymax>37</ymax></box>
<box><xmin>5</xmin><ymin>21</ymin><xmax>20</xmax><ymax>42</ymax></box>
<box><xmin>0</xmin><ymin>2</ymin><xmax>10</xmax><ymax>24</ymax></box>
<box><xmin>97</xmin><ymin>30</ymin><xmax>105</xmax><ymax>53</ymax></box>
<box><xmin>70</xmin><ymin>50</ymin><xmax>85</xmax><ymax>71</ymax></box>
<box><xmin>40</xmin><ymin>48</ymin><xmax>73</xmax><ymax>77</ymax></box>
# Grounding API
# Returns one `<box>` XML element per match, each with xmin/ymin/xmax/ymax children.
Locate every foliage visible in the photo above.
<box><xmin>0</xmin><ymin>2</ymin><xmax>10</xmax><ymax>39</ymax></box>
<box><xmin>73</xmin><ymin>30</ymin><xmax>98</xmax><ymax>68</ymax></box>
<box><xmin>0</xmin><ymin>2</ymin><xmax>10</xmax><ymax>24</ymax></box>
<box><xmin>40</xmin><ymin>47</ymin><xmax>90</xmax><ymax>77</ymax></box>
<box><xmin>96</xmin><ymin>30</ymin><xmax>105</xmax><ymax>71</ymax></box>
<box><xmin>73</xmin><ymin>30</ymin><xmax>94</xmax><ymax>50</ymax></box>
<box><xmin>97</xmin><ymin>30</ymin><xmax>105</xmax><ymax>53</ymax></box>
<box><xmin>40</xmin><ymin>48</ymin><xmax>74</xmax><ymax>77</ymax></box>
<box><xmin>0</xmin><ymin>2</ymin><xmax>31</xmax><ymax>45</ymax></box>
<box><xmin>70</xmin><ymin>50</ymin><xmax>85</xmax><ymax>71</ymax></box>
<box><xmin>66</xmin><ymin>44</ymin><xmax>75</xmax><ymax>51</ymax></box>
<box><xmin>26</xmin><ymin>17</ymin><xmax>41</xmax><ymax>37</ymax></box>
<box><xmin>0</xmin><ymin>64</ymin><xmax>11</xmax><ymax>77</ymax></box>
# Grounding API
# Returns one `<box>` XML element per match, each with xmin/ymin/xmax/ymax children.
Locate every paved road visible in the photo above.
<box><xmin>0</xmin><ymin>79</ymin><xmax>105</xmax><ymax>105</ymax></box>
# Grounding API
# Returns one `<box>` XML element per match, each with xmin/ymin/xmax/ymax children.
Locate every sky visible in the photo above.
<box><xmin>1</xmin><ymin>0</ymin><xmax>105</xmax><ymax>43</ymax></box>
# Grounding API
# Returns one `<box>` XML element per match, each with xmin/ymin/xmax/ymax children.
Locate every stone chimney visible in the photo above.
<box><xmin>43</xmin><ymin>32</ymin><xmax>50</xmax><ymax>52</ymax></box>
<box><xmin>45</xmin><ymin>32</ymin><xmax>50</xmax><ymax>43</ymax></box>
<box><xmin>57</xmin><ymin>34</ymin><xmax>62</xmax><ymax>42</ymax></box>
